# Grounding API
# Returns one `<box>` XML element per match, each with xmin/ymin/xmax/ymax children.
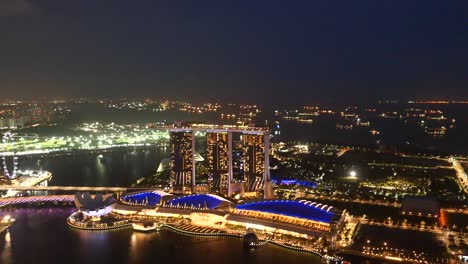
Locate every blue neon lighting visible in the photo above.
<box><xmin>168</xmin><ymin>194</ymin><xmax>230</xmax><ymax>209</ymax></box>
<box><xmin>235</xmin><ymin>200</ymin><xmax>334</xmax><ymax>223</ymax></box>
<box><xmin>122</xmin><ymin>192</ymin><xmax>166</xmax><ymax>205</ymax></box>
<box><xmin>271</xmin><ymin>177</ymin><xmax>317</xmax><ymax>188</ymax></box>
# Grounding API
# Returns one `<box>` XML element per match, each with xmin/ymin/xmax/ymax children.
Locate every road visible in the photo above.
<box><xmin>360</xmin><ymin>219</ymin><xmax>445</xmax><ymax>235</ymax></box>
<box><xmin>449</xmin><ymin>157</ymin><xmax>468</xmax><ymax>195</ymax></box>
<box><xmin>304</xmin><ymin>194</ymin><xmax>401</xmax><ymax>207</ymax></box>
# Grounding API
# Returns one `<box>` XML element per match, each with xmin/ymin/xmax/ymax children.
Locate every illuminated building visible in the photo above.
<box><xmin>169</xmin><ymin>125</ymin><xmax>272</xmax><ymax>198</ymax></box>
<box><xmin>206</xmin><ymin>131</ymin><xmax>231</xmax><ymax>195</ymax></box>
<box><xmin>167</xmin><ymin>193</ymin><xmax>232</xmax><ymax>209</ymax></box>
<box><xmin>170</xmin><ymin>130</ymin><xmax>195</xmax><ymax>194</ymax></box>
<box><xmin>74</xmin><ymin>192</ymin><xmax>115</xmax><ymax>219</ymax></box>
<box><xmin>242</xmin><ymin>133</ymin><xmax>267</xmax><ymax>193</ymax></box>
<box><xmin>121</xmin><ymin>190</ymin><xmax>174</xmax><ymax>206</ymax></box>
<box><xmin>233</xmin><ymin>200</ymin><xmax>341</xmax><ymax>233</ymax></box>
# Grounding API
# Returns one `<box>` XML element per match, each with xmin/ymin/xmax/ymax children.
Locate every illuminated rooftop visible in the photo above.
<box><xmin>235</xmin><ymin>200</ymin><xmax>335</xmax><ymax>223</ymax></box>
<box><xmin>167</xmin><ymin>194</ymin><xmax>232</xmax><ymax>210</ymax></box>
<box><xmin>121</xmin><ymin>190</ymin><xmax>173</xmax><ymax>206</ymax></box>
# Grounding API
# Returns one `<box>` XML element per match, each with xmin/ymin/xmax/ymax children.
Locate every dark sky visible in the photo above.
<box><xmin>1</xmin><ymin>0</ymin><xmax>467</xmax><ymax>105</ymax></box>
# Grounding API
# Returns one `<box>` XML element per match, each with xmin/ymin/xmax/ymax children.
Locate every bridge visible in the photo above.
<box><xmin>0</xmin><ymin>195</ymin><xmax>74</xmax><ymax>207</ymax></box>
<box><xmin>0</xmin><ymin>185</ymin><xmax>160</xmax><ymax>192</ymax></box>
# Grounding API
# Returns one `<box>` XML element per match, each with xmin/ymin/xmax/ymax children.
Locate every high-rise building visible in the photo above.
<box><xmin>168</xmin><ymin>126</ymin><xmax>271</xmax><ymax>198</ymax></box>
<box><xmin>29</xmin><ymin>104</ymin><xmax>54</xmax><ymax>123</ymax></box>
<box><xmin>8</xmin><ymin>118</ymin><xmax>16</xmax><ymax>129</ymax></box>
<box><xmin>170</xmin><ymin>130</ymin><xmax>195</xmax><ymax>194</ymax></box>
<box><xmin>206</xmin><ymin>132</ymin><xmax>230</xmax><ymax>195</ymax></box>
<box><xmin>242</xmin><ymin>133</ymin><xmax>266</xmax><ymax>192</ymax></box>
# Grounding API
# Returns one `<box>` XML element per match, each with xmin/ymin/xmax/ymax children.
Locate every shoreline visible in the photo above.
<box><xmin>66</xmin><ymin>213</ymin><xmax>326</xmax><ymax>259</ymax></box>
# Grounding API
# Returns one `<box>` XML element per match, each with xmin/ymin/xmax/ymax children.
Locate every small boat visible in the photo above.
<box><xmin>132</xmin><ymin>222</ymin><xmax>158</xmax><ymax>232</ymax></box>
<box><xmin>243</xmin><ymin>232</ymin><xmax>259</xmax><ymax>249</ymax></box>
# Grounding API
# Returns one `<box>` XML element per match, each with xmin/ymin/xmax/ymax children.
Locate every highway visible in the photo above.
<box><xmin>450</xmin><ymin>156</ymin><xmax>468</xmax><ymax>195</ymax></box>
<box><xmin>367</xmin><ymin>162</ymin><xmax>452</xmax><ymax>170</ymax></box>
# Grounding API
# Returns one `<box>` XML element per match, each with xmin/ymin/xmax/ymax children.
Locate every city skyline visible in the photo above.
<box><xmin>1</xmin><ymin>1</ymin><xmax>467</xmax><ymax>263</ymax></box>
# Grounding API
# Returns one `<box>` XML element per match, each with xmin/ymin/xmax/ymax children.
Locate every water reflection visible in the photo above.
<box><xmin>129</xmin><ymin>232</ymin><xmax>158</xmax><ymax>263</ymax></box>
<box><xmin>0</xmin><ymin>208</ymin><xmax>322</xmax><ymax>264</ymax></box>
<box><xmin>16</xmin><ymin>148</ymin><xmax>169</xmax><ymax>187</ymax></box>
<box><xmin>1</xmin><ymin>231</ymin><xmax>12</xmax><ymax>263</ymax></box>
<box><xmin>96</xmin><ymin>155</ymin><xmax>107</xmax><ymax>186</ymax></box>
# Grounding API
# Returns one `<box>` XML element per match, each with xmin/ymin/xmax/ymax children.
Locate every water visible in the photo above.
<box><xmin>20</xmin><ymin>103</ymin><xmax>468</xmax><ymax>155</ymax></box>
<box><xmin>17</xmin><ymin>148</ymin><xmax>169</xmax><ymax>187</ymax></box>
<box><xmin>267</xmin><ymin>104</ymin><xmax>468</xmax><ymax>155</ymax></box>
<box><xmin>0</xmin><ymin>208</ymin><xmax>322</xmax><ymax>264</ymax></box>
<box><xmin>2</xmin><ymin>149</ymin><xmax>325</xmax><ymax>263</ymax></box>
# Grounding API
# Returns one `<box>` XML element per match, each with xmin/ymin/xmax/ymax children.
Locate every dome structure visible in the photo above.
<box><xmin>121</xmin><ymin>190</ymin><xmax>173</xmax><ymax>206</ymax></box>
<box><xmin>74</xmin><ymin>192</ymin><xmax>115</xmax><ymax>217</ymax></box>
<box><xmin>167</xmin><ymin>194</ymin><xmax>232</xmax><ymax>210</ymax></box>
<box><xmin>235</xmin><ymin>199</ymin><xmax>334</xmax><ymax>223</ymax></box>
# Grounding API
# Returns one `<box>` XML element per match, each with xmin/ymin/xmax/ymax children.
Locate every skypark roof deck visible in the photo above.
<box><xmin>166</xmin><ymin>123</ymin><xmax>269</xmax><ymax>134</ymax></box>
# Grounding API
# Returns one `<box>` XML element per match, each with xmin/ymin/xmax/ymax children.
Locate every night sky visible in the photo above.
<box><xmin>1</xmin><ymin>0</ymin><xmax>467</xmax><ymax>105</ymax></box>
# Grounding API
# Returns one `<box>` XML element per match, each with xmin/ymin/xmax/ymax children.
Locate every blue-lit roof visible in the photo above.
<box><xmin>235</xmin><ymin>200</ymin><xmax>334</xmax><ymax>223</ymax></box>
<box><xmin>122</xmin><ymin>191</ymin><xmax>173</xmax><ymax>206</ymax></box>
<box><xmin>167</xmin><ymin>194</ymin><xmax>231</xmax><ymax>209</ymax></box>
<box><xmin>275</xmin><ymin>179</ymin><xmax>317</xmax><ymax>188</ymax></box>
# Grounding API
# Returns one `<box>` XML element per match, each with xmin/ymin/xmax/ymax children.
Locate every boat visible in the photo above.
<box><xmin>243</xmin><ymin>231</ymin><xmax>259</xmax><ymax>249</ymax></box>
<box><xmin>132</xmin><ymin>222</ymin><xmax>158</xmax><ymax>232</ymax></box>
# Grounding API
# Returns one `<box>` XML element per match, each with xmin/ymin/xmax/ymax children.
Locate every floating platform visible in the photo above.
<box><xmin>132</xmin><ymin>222</ymin><xmax>158</xmax><ymax>232</ymax></box>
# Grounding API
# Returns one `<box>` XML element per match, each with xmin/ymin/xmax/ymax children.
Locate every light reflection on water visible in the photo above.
<box><xmin>16</xmin><ymin>148</ymin><xmax>169</xmax><ymax>187</ymax></box>
<box><xmin>0</xmin><ymin>208</ymin><xmax>322</xmax><ymax>264</ymax></box>
<box><xmin>0</xmin><ymin>231</ymin><xmax>12</xmax><ymax>263</ymax></box>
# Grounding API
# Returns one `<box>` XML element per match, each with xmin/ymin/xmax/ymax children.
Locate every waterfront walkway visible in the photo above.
<box><xmin>160</xmin><ymin>223</ymin><xmax>331</xmax><ymax>260</ymax></box>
